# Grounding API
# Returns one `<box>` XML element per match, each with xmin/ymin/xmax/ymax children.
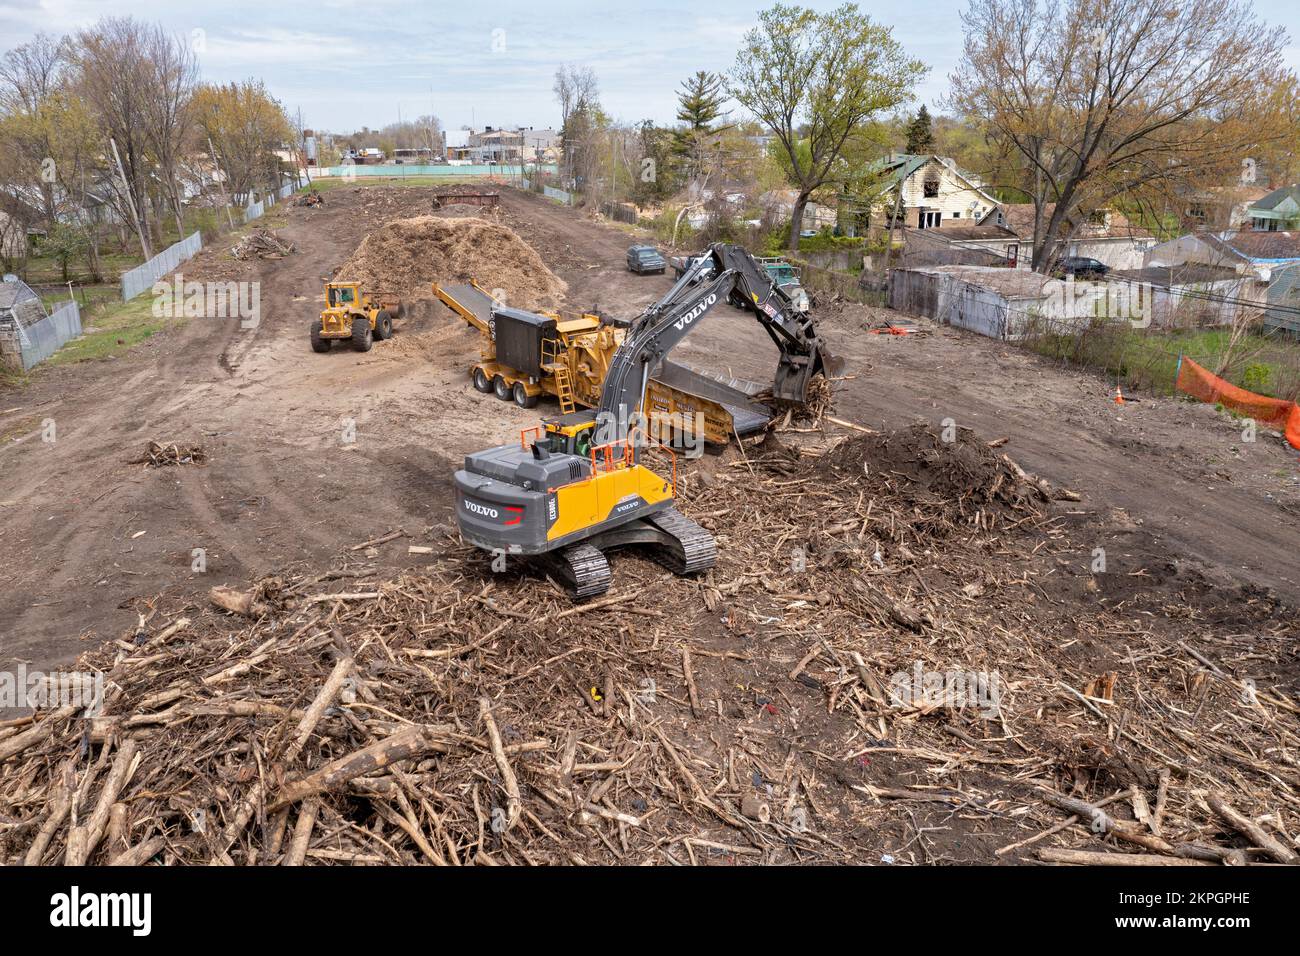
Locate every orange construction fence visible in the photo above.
<box><xmin>1175</xmin><ymin>355</ymin><xmax>1300</xmax><ymax>450</ymax></box>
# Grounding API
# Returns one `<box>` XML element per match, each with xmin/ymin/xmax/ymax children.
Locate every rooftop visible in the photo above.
<box><xmin>1112</xmin><ymin>264</ymin><xmax>1243</xmax><ymax>287</ymax></box>
<box><xmin>999</xmin><ymin>203</ymin><xmax>1152</xmax><ymax>241</ymax></box>
<box><xmin>1248</xmin><ymin>184</ymin><xmax>1300</xmax><ymax>212</ymax></box>
<box><xmin>1203</xmin><ymin>230</ymin><xmax>1300</xmax><ymax>261</ymax></box>
<box><xmin>899</xmin><ymin>264</ymin><xmax>1061</xmax><ymax>299</ymax></box>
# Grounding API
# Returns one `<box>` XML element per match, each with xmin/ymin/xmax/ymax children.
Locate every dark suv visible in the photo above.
<box><xmin>1056</xmin><ymin>256</ymin><xmax>1109</xmax><ymax>278</ymax></box>
<box><xmin>626</xmin><ymin>245</ymin><xmax>666</xmax><ymax>275</ymax></box>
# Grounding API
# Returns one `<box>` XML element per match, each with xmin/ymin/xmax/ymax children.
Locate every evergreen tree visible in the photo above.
<box><xmin>672</xmin><ymin>71</ymin><xmax>731</xmax><ymax>181</ymax></box>
<box><xmin>905</xmin><ymin>104</ymin><xmax>934</xmax><ymax>154</ymax></box>
<box><xmin>676</xmin><ymin>71</ymin><xmax>729</xmax><ymax>132</ymax></box>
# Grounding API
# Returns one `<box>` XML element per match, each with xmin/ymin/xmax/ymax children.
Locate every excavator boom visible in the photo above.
<box><xmin>598</xmin><ymin>244</ymin><xmax>828</xmax><ymax>437</ymax></box>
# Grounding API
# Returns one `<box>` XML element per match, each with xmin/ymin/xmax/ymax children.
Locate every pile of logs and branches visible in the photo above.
<box><xmin>129</xmin><ymin>440</ymin><xmax>207</xmax><ymax>468</ymax></box>
<box><xmin>2</xmin><ymin>421</ymin><xmax>1295</xmax><ymax>866</ymax></box>
<box><xmin>232</xmin><ymin>229</ymin><xmax>296</xmax><ymax>260</ymax></box>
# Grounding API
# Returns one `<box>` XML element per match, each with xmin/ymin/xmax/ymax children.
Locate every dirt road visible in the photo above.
<box><xmin>498</xmin><ymin>187</ymin><xmax>1300</xmax><ymax>602</ymax></box>
<box><xmin>2</xmin><ymin>184</ymin><xmax>1297</xmax><ymax>676</ymax></box>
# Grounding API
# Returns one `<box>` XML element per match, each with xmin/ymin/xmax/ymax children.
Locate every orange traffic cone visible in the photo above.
<box><xmin>1113</xmin><ymin>384</ymin><xmax>1125</xmax><ymax>405</ymax></box>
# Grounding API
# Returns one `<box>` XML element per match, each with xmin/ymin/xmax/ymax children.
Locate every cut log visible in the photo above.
<box><xmin>269</xmin><ymin>725</ymin><xmax>454</xmax><ymax>811</ymax></box>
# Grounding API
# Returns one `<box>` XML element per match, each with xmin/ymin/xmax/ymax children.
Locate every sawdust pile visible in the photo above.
<box><xmin>337</xmin><ymin>216</ymin><xmax>565</xmax><ymax>311</ymax></box>
<box><xmin>3</xmin><ymin>424</ymin><xmax>1296</xmax><ymax>866</ymax></box>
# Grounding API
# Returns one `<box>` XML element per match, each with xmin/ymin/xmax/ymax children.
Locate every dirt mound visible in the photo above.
<box><xmin>336</xmin><ymin>216</ymin><xmax>565</xmax><ymax>311</ymax></box>
<box><xmin>821</xmin><ymin>422</ymin><xmax>1033</xmax><ymax>511</ymax></box>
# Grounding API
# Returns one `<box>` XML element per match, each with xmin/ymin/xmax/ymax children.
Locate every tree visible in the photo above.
<box><xmin>951</xmin><ymin>0</ymin><xmax>1293</xmax><ymax>271</ymax></box>
<box><xmin>905</xmin><ymin>104</ymin><xmax>934</xmax><ymax>154</ymax></box>
<box><xmin>141</xmin><ymin>25</ymin><xmax>198</xmax><ymax>240</ymax></box>
<box><xmin>731</xmin><ymin>3</ymin><xmax>926</xmax><ymax>250</ymax></box>
<box><xmin>74</xmin><ymin>17</ymin><xmax>158</xmax><ymax>257</ymax></box>
<box><xmin>672</xmin><ymin>71</ymin><xmax>732</xmax><ymax>185</ymax></box>
<box><xmin>553</xmin><ymin>64</ymin><xmax>599</xmax><ymax>183</ymax></box>
<box><xmin>192</xmin><ymin>80</ymin><xmax>291</xmax><ymax>203</ymax></box>
<box><xmin>0</xmin><ymin>34</ymin><xmax>105</xmax><ymax>278</ymax></box>
<box><xmin>632</xmin><ymin>120</ymin><xmax>676</xmax><ymax>204</ymax></box>
<box><xmin>676</xmin><ymin>71</ymin><xmax>729</xmax><ymax>131</ymax></box>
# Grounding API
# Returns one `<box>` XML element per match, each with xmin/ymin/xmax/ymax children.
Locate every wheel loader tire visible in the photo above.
<box><xmin>513</xmin><ymin>382</ymin><xmax>538</xmax><ymax>408</ymax></box>
<box><xmin>493</xmin><ymin>375</ymin><xmax>511</xmax><ymax>400</ymax></box>
<box><xmin>472</xmin><ymin>368</ymin><xmax>493</xmax><ymax>393</ymax></box>
<box><xmin>310</xmin><ymin>321</ymin><xmax>330</xmax><ymax>353</ymax></box>
<box><xmin>352</xmin><ymin>316</ymin><xmax>373</xmax><ymax>352</ymax></box>
<box><xmin>374</xmin><ymin>310</ymin><xmax>393</xmax><ymax>340</ymax></box>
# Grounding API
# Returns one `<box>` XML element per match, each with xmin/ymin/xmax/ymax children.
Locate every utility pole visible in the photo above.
<box><xmin>298</xmin><ymin>108</ymin><xmax>312</xmax><ymax>188</ymax></box>
<box><xmin>207</xmin><ymin>136</ymin><xmax>236</xmax><ymax>229</ymax></box>
<box><xmin>110</xmin><ymin>137</ymin><xmax>152</xmax><ymax>260</ymax></box>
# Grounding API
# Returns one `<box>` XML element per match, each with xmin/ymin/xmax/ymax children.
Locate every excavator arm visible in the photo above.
<box><xmin>597</xmin><ymin>243</ymin><xmax>828</xmax><ymax>437</ymax></box>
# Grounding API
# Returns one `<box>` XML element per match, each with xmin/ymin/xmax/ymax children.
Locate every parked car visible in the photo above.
<box><xmin>1056</xmin><ymin>256</ymin><xmax>1109</xmax><ymax>278</ymax></box>
<box><xmin>670</xmin><ymin>253</ymin><xmax>712</xmax><ymax>280</ymax></box>
<box><xmin>626</xmin><ymin>245</ymin><xmax>666</xmax><ymax>275</ymax></box>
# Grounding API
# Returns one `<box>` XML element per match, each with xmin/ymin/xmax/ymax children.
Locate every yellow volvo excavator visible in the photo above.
<box><xmin>453</xmin><ymin>243</ymin><xmax>830</xmax><ymax>597</ymax></box>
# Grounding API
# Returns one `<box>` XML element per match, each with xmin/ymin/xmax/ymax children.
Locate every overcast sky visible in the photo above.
<box><xmin>2</xmin><ymin>0</ymin><xmax>1298</xmax><ymax>134</ymax></box>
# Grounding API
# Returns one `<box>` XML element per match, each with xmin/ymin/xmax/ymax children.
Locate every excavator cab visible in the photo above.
<box><xmin>539</xmin><ymin>411</ymin><xmax>599</xmax><ymax>458</ymax></box>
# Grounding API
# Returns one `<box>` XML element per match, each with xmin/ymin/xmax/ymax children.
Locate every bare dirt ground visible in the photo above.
<box><xmin>2</xmin><ymin>185</ymin><xmax>1298</xmax><ymax>866</ymax></box>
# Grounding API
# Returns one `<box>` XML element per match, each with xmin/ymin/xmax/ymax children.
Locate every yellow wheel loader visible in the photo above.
<box><xmin>453</xmin><ymin>243</ymin><xmax>831</xmax><ymax>598</ymax></box>
<box><xmin>311</xmin><ymin>282</ymin><xmax>404</xmax><ymax>353</ymax></box>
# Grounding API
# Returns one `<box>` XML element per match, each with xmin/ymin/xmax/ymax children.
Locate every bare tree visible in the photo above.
<box><xmin>951</xmin><ymin>0</ymin><xmax>1292</xmax><ymax>271</ymax></box>
<box><xmin>73</xmin><ymin>17</ymin><xmax>157</xmax><ymax>256</ymax></box>
<box><xmin>553</xmin><ymin>64</ymin><xmax>599</xmax><ymax>184</ymax></box>
<box><xmin>0</xmin><ymin>34</ymin><xmax>71</xmax><ymax>229</ymax></box>
<box><xmin>142</xmin><ymin>25</ymin><xmax>198</xmax><ymax>239</ymax></box>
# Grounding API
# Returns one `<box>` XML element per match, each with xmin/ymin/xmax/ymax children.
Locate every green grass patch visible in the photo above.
<box><xmin>43</xmin><ymin>295</ymin><xmax>177</xmax><ymax>367</ymax></box>
<box><xmin>1026</xmin><ymin>324</ymin><xmax>1300</xmax><ymax>401</ymax></box>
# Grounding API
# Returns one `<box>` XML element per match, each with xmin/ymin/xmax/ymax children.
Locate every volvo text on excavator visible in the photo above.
<box><xmin>452</xmin><ymin>243</ymin><xmax>830</xmax><ymax>598</ymax></box>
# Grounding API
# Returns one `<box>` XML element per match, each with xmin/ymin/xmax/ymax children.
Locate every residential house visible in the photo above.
<box><xmin>1144</xmin><ymin>230</ymin><xmax>1300</xmax><ymax>335</ymax></box>
<box><xmin>1184</xmin><ymin>185</ymin><xmax>1267</xmax><ymax>231</ymax></box>
<box><xmin>470</xmin><ymin>127</ymin><xmax>524</xmax><ymax>164</ymax></box>
<box><xmin>874</xmin><ymin>154</ymin><xmax>1001</xmax><ymax>231</ymax></box>
<box><xmin>1245</xmin><ymin>185</ymin><xmax>1300</xmax><ymax>231</ymax></box>
<box><xmin>465</xmin><ymin>127</ymin><xmax>560</xmax><ymax>165</ymax></box>
<box><xmin>759</xmin><ymin>189</ymin><xmax>838</xmax><ymax>233</ymax></box>
<box><xmin>998</xmin><ymin>204</ymin><xmax>1155</xmax><ymax>271</ymax></box>
<box><xmin>0</xmin><ymin>195</ymin><xmax>44</xmax><ymax>261</ymax></box>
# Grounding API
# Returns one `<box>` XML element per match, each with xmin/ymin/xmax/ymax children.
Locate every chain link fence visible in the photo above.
<box><xmin>6</xmin><ymin>300</ymin><xmax>82</xmax><ymax>370</ymax></box>
<box><xmin>121</xmin><ymin>232</ymin><xmax>203</xmax><ymax>301</ymax></box>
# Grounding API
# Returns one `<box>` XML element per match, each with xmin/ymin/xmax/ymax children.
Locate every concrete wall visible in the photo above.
<box><xmin>890</xmin><ymin>269</ymin><xmax>1013</xmax><ymax>339</ymax></box>
<box><xmin>1061</xmin><ymin>237</ymin><xmax>1152</xmax><ymax>271</ymax></box>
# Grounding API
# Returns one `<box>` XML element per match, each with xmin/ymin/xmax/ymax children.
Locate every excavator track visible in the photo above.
<box><xmin>644</xmin><ymin>508</ymin><xmax>717</xmax><ymax>575</ymax></box>
<box><xmin>542</xmin><ymin>542</ymin><xmax>612</xmax><ymax>600</ymax></box>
